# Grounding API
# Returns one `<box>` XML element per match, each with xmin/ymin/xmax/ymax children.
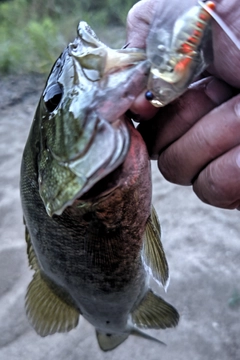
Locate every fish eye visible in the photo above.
<box><xmin>44</xmin><ymin>83</ymin><xmax>63</xmax><ymax>113</ymax></box>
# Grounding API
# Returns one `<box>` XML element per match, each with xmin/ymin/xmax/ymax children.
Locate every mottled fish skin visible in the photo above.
<box><xmin>21</xmin><ymin>22</ymin><xmax>179</xmax><ymax>351</ymax></box>
<box><xmin>22</xmin><ymin>118</ymin><xmax>149</xmax><ymax>329</ymax></box>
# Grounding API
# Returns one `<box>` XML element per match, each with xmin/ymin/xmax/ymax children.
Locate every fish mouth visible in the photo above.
<box><xmin>77</xmin><ymin>162</ymin><xmax>123</xmax><ymax>202</ymax></box>
<box><xmin>38</xmin><ymin>20</ymin><xmax>149</xmax><ymax>217</ymax></box>
<box><xmin>39</xmin><ymin>117</ymin><xmax>130</xmax><ymax>217</ymax></box>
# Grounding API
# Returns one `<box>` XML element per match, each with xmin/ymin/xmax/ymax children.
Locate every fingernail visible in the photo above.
<box><xmin>205</xmin><ymin>78</ymin><xmax>233</xmax><ymax>105</ymax></box>
<box><xmin>235</xmin><ymin>152</ymin><xmax>240</xmax><ymax>168</ymax></box>
<box><xmin>234</xmin><ymin>102</ymin><xmax>240</xmax><ymax>119</ymax></box>
<box><xmin>122</xmin><ymin>43</ymin><xmax>130</xmax><ymax>49</ymax></box>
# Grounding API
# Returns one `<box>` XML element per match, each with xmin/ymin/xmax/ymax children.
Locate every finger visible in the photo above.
<box><xmin>126</xmin><ymin>0</ymin><xmax>156</xmax><ymax>48</ymax></box>
<box><xmin>158</xmin><ymin>94</ymin><xmax>240</xmax><ymax>185</ymax></box>
<box><xmin>129</xmin><ymin>92</ymin><xmax>158</xmax><ymax>121</ymax></box>
<box><xmin>209</xmin><ymin>0</ymin><xmax>240</xmax><ymax>87</ymax></box>
<box><xmin>138</xmin><ymin>77</ymin><xmax>233</xmax><ymax>158</ymax></box>
<box><xmin>193</xmin><ymin>145</ymin><xmax>240</xmax><ymax>209</ymax></box>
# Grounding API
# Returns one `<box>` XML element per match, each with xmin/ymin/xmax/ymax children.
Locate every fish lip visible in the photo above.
<box><xmin>49</xmin><ymin>117</ymin><xmax>126</xmax><ymax>165</ymax></box>
<box><xmin>75</xmin><ymin>120</ymin><xmax>135</xmax><ymax>203</ymax></box>
<box><xmin>43</xmin><ymin>117</ymin><xmax>130</xmax><ymax>217</ymax></box>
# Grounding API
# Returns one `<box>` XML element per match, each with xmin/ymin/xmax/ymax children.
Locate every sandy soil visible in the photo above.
<box><xmin>0</xmin><ymin>74</ymin><xmax>240</xmax><ymax>360</ymax></box>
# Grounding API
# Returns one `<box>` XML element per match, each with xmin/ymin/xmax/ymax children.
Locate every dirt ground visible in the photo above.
<box><xmin>0</xmin><ymin>74</ymin><xmax>240</xmax><ymax>360</ymax></box>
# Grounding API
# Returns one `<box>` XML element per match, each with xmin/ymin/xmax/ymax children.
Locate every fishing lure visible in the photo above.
<box><xmin>145</xmin><ymin>1</ymin><xmax>216</xmax><ymax>107</ymax></box>
<box><xmin>199</xmin><ymin>0</ymin><xmax>240</xmax><ymax>49</ymax></box>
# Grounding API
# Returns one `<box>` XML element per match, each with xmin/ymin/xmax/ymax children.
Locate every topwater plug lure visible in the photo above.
<box><xmin>145</xmin><ymin>0</ymin><xmax>240</xmax><ymax>107</ymax></box>
<box><xmin>145</xmin><ymin>1</ymin><xmax>216</xmax><ymax>107</ymax></box>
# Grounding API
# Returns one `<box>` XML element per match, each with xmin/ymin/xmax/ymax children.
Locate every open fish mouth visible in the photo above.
<box><xmin>37</xmin><ymin>21</ymin><xmax>149</xmax><ymax>218</ymax></box>
<box><xmin>39</xmin><ymin>116</ymin><xmax>130</xmax><ymax>217</ymax></box>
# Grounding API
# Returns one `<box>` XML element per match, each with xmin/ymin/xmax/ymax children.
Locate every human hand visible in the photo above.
<box><xmin>126</xmin><ymin>0</ymin><xmax>240</xmax><ymax>209</ymax></box>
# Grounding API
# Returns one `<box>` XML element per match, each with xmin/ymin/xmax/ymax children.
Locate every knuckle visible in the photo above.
<box><xmin>158</xmin><ymin>151</ymin><xmax>174</xmax><ymax>182</ymax></box>
<box><xmin>228</xmin><ymin>95</ymin><xmax>240</xmax><ymax>128</ymax></box>
<box><xmin>158</xmin><ymin>149</ymin><xmax>187</xmax><ymax>185</ymax></box>
<box><xmin>126</xmin><ymin>6</ymin><xmax>138</xmax><ymax>31</ymax></box>
<box><xmin>193</xmin><ymin>162</ymin><xmax>233</xmax><ymax>208</ymax></box>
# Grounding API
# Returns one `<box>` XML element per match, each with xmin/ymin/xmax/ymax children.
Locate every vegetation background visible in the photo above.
<box><xmin>0</xmin><ymin>0</ymin><xmax>136</xmax><ymax>74</ymax></box>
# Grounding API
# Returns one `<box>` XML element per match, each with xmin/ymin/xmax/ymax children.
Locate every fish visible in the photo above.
<box><xmin>145</xmin><ymin>1</ymin><xmax>216</xmax><ymax>107</ymax></box>
<box><xmin>20</xmin><ymin>21</ymin><xmax>179</xmax><ymax>351</ymax></box>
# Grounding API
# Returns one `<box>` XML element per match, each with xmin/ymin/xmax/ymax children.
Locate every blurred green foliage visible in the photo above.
<box><xmin>0</xmin><ymin>0</ymin><xmax>137</xmax><ymax>74</ymax></box>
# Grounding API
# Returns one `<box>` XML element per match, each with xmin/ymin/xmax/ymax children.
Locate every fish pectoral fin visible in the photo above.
<box><xmin>25</xmin><ymin>271</ymin><xmax>79</xmax><ymax>337</ymax></box>
<box><xmin>142</xmin><ymin>206</ymin><xmax>169</xmax><ymax>289</ymax></box>
<box><xmin>132</xmin><ymin>289</ymin><xmax>179</xmax><ymax>329</ymax></box>
<box><xmin>96</xmin><ymin>330</ymin><xmax>129</xmax><ymax>351</ymax></box>
<box><xmin>24</xmin><ymin>221</ymin><xmax>39</xmax><ymax>271</ymax></box>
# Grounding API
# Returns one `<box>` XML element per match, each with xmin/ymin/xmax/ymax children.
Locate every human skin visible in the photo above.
<box><xmin>126</xmin><ymin>0</ymin><xmax>240</xmax><ymax>209</ymax></box>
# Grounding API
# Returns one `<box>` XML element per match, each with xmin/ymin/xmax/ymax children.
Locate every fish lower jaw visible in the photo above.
<box><xmin>45</xmin><ymin>197</ymin><xmax>76</xmax><ymax>217</ymax></box>
<box><xmin>45</xmin><ymin>181</ymin><xmax>120</xmax><ymax>217</ymax></box>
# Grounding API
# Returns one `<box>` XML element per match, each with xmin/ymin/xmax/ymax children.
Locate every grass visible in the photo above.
<box><xmin>0</xmin><ymin>0</ymin><xmax>136</xmax><ymax>74</ymax></box>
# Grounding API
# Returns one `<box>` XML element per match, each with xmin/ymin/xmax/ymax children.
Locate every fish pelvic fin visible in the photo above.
<box><xmin>142</xmin><ymin>206</ymin><xmax>169</xmax><ymax>289</ymax></box>
<box><xmin>96</xmin><ymin>330</ymin><xmax>129</xmax><ymax>352</ymax></box>
<box><xmin>25</xmin><ymin>271</ymin><xmax>79</xmax><ymax>337</ymax></box>
<box><xmin>24</xmin><ymin>219</ymin><xmax>79</xmax><ymax>336</ymax></box>
<box><xmin>132</xmin><ymin>289</ymin><xmax>179</xmax><ymax>330</ymax></box>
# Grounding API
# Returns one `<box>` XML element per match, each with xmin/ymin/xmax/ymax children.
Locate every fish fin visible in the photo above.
<box><xmin>142</xmin><ymin>206</ymin><xmax>169</xmax><ymax>289</ymax></box>
<box><xmin>131</xmin><ymin>327</ymin><xmax>166</xmax><ymax>346</ymax></box>
<box><xmin>96</xmin><ymin>330</ymin><xmax>129</xmax><ymax>351</ymax></box>
<box><xmin>24</xmin><ymin>222</ymin><xmax>39</xmax><ymax>271</ymax></box>
<box><xmin>25</xmin><ymin>271</ymin><xmax>79</xmax><ymax>336</ymax></box>
<box><xmin>132</xmin><ymin>289</ymin><xmax>179</xmax><ymax>329</ymax></box>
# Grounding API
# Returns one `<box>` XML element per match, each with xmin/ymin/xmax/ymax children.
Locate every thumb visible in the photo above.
<box><xmin>126</xmin><ymin>0</ymin><xmax>156</xmax><ymax>49</ymax></box>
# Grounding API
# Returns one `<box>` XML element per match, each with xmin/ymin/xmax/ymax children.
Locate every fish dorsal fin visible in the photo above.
<box><xmin>142</xmin><ymin>206</ymin><xmax>169</xmax><ymax>289</ymax></box>
<box><xmin>132</xmin><ymin>289</ymin><xmax>179</xmax><ymax>329</ymax></box>
<box><xmin>24</xmin><ymin>221</ymin><xmax>39</xmax><ymax>271</ymax></box>
<box><xmin>25</xmin><ymin>271</ymin><xmax>79</xmax><ymax>337</ymax></box>
<box><xmin>96</xmin><ymin>330</ymin><xmax>129</xmax><ymax>351</ymax></box>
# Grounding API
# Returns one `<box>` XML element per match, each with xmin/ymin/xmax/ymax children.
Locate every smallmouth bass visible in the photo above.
<box><xmin>20</xmin><ymin>22</ymin><xmax>179</xmax><ymax>351</ymax></box>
